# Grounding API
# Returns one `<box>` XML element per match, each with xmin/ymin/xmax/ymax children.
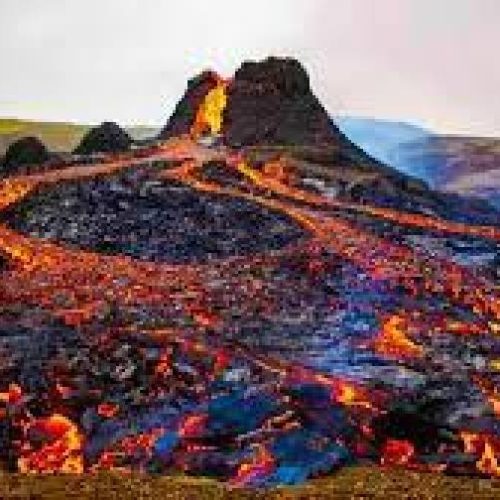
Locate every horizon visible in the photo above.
<box><xmin>1</xmin><ymin>0</ymin><xmax>499</xmax><ymax>136</ymax></box>
<box><xmin>0</xmin><ymin>112</ymin><xmax>436</xmax><ymax>135</ymax></box>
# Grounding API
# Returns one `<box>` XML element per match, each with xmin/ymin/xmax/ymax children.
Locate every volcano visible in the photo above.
<box><xmin>162</xmin><ymin>57</ymin><xmax>369</xmax><ymax>152</ymax></box>
<box><xmin>224</xmin><ymin>57</ymin><xmax>341</xmax><ymax>147</ymax></box>
<box><xmin>0</xmin><ymin>57</ymin><xmax>499</xmax><ymax>489</ymax></box>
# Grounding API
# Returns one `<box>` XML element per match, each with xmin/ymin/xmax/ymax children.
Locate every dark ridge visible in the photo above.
<box><xmin>223</xmin><ymin>56</ymin><xmax>340</xmax><ymax>148</ymax></box>
<box><xmin>1</xmin><ymin>136</ymin><xmax>50</xmax><ymax>175</ymax></box>
<box><xmin>73</xmin><ymin>121</ymin><xmax>132</xmax><ymax>155</ymax></box>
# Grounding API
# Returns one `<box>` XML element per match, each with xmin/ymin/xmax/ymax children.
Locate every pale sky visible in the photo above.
<box><xmin>1</xmin><ymin>0</ymin><xmax>499</xmax><ymax>135</ymax></box>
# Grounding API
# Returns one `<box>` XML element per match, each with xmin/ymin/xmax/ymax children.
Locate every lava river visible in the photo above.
<box><xmin>0</xmin><ymin>136</ymin><xmax>499</xmax><ymax>486</ymax></box>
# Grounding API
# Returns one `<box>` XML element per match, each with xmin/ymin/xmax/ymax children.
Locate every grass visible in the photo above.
<box><xmin>1</xmin><ymin>467</ymin><xmax>499</xmax><ymax>499</ymax></box>
<box><xmin>0</xmin><ymin>118</ymin><xmax>158</xmax><ymax>155</ymax></box>
<box><xmin>0</xmin><ymin>118</ymin><xmax>90</xmax><ymax>155</ymax></box>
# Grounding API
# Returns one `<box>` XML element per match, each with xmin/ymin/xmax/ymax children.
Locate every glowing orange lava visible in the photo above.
<box><xmin>1</xmin><ymin>137</ymin><xmax>500</xmax><ymax>479</ymax></box>
<box><xmin>461</xmin><ymin>431</ymin><xmax>500</xmax><ymax>477</ymax></box>
<box><xmin>0</xmin><ymin>383</ymin><xmax>23</xmax><ymax>405</ymax></box>
<box><xmin>373</xmin><ymin>314</ymin><xmax>424</xmax><ymax>359</ymax></box>
<box><xmin>93</xmin><ymin>428</ymin><xmax>164</xmax><ymax>472</ymax></box>
<box><xmin>190</xmin><ymin>78</ymin><xmax>227</xmax><ymax>138</ymax></box>
<box><xmin>18</xmin><ymin>414</ymin><xmax>84</xmax><ymax>474</ymax></box>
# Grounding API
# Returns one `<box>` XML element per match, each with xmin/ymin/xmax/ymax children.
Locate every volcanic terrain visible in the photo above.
<box><xmin>0</xmin><ymin>57</ymin><xmax>499</xmax><ymax>488</ymax></box>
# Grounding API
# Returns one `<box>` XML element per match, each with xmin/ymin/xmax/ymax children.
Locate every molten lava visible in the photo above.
<box><xmin>97</xmin><ymin>403</ymin><xmax>120</xmax><ymax>419</ymax></box>
<box><xmin>0</xmin><ymin>383</ymin><xmax>23</xmax><ymax>405</ymax></box>
<box><xmin>381</xmin><ymin>439</ymin><xmax>415</xmax><ymax>466</ymax></box>
<box><xmin>461</xmin><ymin>431</ymin><xmax>500</xmax><ymax>477</ymax></box>
<box><xmin>18</xmin><ymin>414</ymin><xmax>84</xmax><ymax>474</ymax></box>
<box><xmin>179</xmin><ymin>414</ymin><xmax>208</xmax><ymax>439</ymax></box>
<box><xmin>0</xmin><ymin>134</ymin><xmax>500</xmax><ymax>483</ymax></box>
<box><xmin>190</xmin><ymin>78</ymin><xmax>227</xmax><ymax>138</ymax></box>
<box><xmin>373</xmin><ymin>314</ymin><xmax>424</xmax><ymax>359</ymax></box>
<box><xmin>230</xmin><ymin>445</ymin><xmax>275</xmax><ymax>486</ymax></box>
<box><xmin>328</xmin><ymin>377</ymin><xmax>376</xmax><ymax>411</ymax></box>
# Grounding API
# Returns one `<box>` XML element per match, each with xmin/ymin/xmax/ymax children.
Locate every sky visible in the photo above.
<box><xmin>0</xmin><ymin>0</ymin><xmax>499</xmax><ymax>136</ymax></box>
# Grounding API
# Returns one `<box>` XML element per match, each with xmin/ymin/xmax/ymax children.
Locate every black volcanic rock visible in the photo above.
<box><xmin>223</xmin><ymin>57</ymin><xmax>340</xmax><ymax>147</ymax></box>
<box><xmin>158</xmin><ymin>71</ymin><xmax>221</xmax><ymax>139</ymax></box>
<box><xmin>74</xmin><ymin>121</ymin><xmax>132</xmax><ymax>155</ymax></box>
<box><xmin>2</xmin><ymin>165</ymin><xmax>305</xmax><ymax>264</ymax></box>
<box><xmin>1</xmin><ymin>136</ymin><xmax>49</xmax><ymax>174</ymax></box>
<box><xmin>0</xmin><ymin>252</ymin><xmax>7</xmax><ymax>271</ymax></box>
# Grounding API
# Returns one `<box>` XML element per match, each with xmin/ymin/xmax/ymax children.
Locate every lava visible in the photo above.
<box><xmin>93</xmin><ymin>428</ymin><xmax>165</xmax><ymax>472</ymax></box>
<box><xmin>97</xmin><ymin>403</ymin><xmax>120</xmax><ymax>419</ymax></box>
<box><xmin>179</xmin><ymin>414</ymin><xmax>208</xmax><ymax>439</ymax></box>
<box><xmin>373</xmin><ymin>314</ymin><xmax>424</xmax><ymax>359</ymax></box>
<box><xmin>380</xmin><ymin>439</ymin><xmax>415</xmax><ymax>466</ymax></box>
<box><xmin>18</xmin><ymin>414</ymin><xmax>84</xmax><ymax>474</ymax></box>
<box><xmin>461</xmin><ymin>431</ymin><xmax>500</xmax><ymax>477</ymax></box>
<box><xmin>0</xmin><ymin>383</ymin><xmax>23</xmax><ymax>405</ymax></box>
<box><xmin>328</xmin><ymin>377</ymin><xmax>376</xmax><ymax>412</ymax></box>
<box><xmin>190</xmin><ymin>77</ymin><xmax>228</xmax><ymax>138</ymax></box>
<box><xmin>0</xmin><ymin>137</ymin><xmax>499</xmax><ymax>483</ymax></box>
<box><xmin>230</xmin><ymin>445</ymin><xmax>275</xmax><ymax>487</ymax></box>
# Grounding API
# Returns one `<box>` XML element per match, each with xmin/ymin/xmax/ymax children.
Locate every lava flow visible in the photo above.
<box><xmin>0</xmin><ymin>126</ymin><xmax>499</xmax><ymax>487</ymax></box>
<box><xmin>190</xmin><ymin>76</ymin><xmax>228</xmax><ymax>138</ymax></box>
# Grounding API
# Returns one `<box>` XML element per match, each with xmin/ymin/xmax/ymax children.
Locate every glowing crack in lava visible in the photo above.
<box><xmin>190</xmin><ymin>77</ymin><xmax>228</xmax><ymax>138</ymax></box>
<box><xmin>0</xmin><ymin>133</ymin><xmax>499</xmax><ymax>485</ymax></box>
<box><xmin>373</xmin><ymin>315</ymin><xmax>424</xmax><ymax>359</ymax></box>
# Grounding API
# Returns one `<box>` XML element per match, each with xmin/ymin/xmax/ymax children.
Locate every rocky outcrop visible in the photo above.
<box><xmin>1</xmin><ymin>136</ymin><xmax>49</xmax><ymax>175</ymax></box>
<box><xmin>223</xmin><ymin>57</ymin><xmax>340</xmax><ymax>147</ymax></box>
<box><xmin>73</xmin><ymin>122</ymin><xmax>132</xmax><ymax>155</ymax></box>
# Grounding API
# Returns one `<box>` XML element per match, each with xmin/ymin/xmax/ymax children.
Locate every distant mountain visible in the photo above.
<box><xmin>337</xmin><ymin>117</ymin><xmax>500</xmax><ymax>208</ymax></box>
<box><xmin>336</xmin><ymin>117</ymin><xmax>432</xmax><ymax>175</ymax></box>
<box><xmin>396</xmin><ymin>135</ymin><xmax>500</xmax><ymax>208</ymax></box>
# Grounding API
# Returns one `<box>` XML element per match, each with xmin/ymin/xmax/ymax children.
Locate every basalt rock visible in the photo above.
<box><xmin>74</xmin><ymin>121</ymin><xmax>132</xmax><ymax>155</ymax></box>
<box><xmin>1</xmin><ymin>136</ymin><xmax>50</xmax><ymax>175</ymax></box>
<box><xmin>223</xmin><ymin>57</ymin><xmax>340</xmax><ymax>148</ymax></box>
<box><xmin>0</xmin><ymin>252</ymin><xmax>7</xmax><ymax>271</ymax></box>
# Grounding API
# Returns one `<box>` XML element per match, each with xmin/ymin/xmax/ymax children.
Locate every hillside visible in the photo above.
<box><xmin>335</xmin><ymin>118</ymin><xmax>500</xmax><ymax>209</ymax></box>
<box><xmin>0</xmin><ymin>118</ymin><xmax>158</xmax><ymax>155</ymax></box>
<box><xmin>393</xmin><ymin>135</ymin><xmax>500</xmax><ymax>208</ymax></box>
<box><xmin>336</xmin><ymin>116</ymin><xmax>432</xmax><ymax>169</ymax></box>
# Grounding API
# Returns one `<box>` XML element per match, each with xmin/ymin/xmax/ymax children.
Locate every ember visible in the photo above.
<box><xmin>373</xmin><ymin>314</ymin><xmax>424</xmax><ymax>359</ymax></box>
<box><xmin>18</xmin><ymin>414</ymin><xmax>84</xmax><ymax>474</ymax></box>
<box><xmin>461</xmin><ymin>432</ymin><xmax>500</xmax><ymax>477</ymax></box>
<box><xmin>381</xmin><ymin>439</ymin><xmax>415</xmax><ymax>466</ymax></box>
